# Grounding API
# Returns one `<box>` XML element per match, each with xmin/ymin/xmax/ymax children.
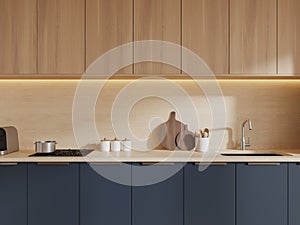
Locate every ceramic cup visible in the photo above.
<box><xmin>195</xmin><ymin>137</ymin><xmax>210</xmax><ymax>152</ymax></box>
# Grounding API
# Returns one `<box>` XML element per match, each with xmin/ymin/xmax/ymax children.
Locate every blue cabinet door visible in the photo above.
<box><xmin>132</xmin><ymin>163</ymin><xmax>184</xmax><ymax>225</ymax></box>
<box><xmin>80</xmin><ymin>163</ymin><xmax>131</xmax><ymax>225</ymax></box>
<box><xmin>28</xmin><ymin>163</ymin><xmax>79</xmax><ymax>225</ymax></box>
<box><xmin>237</xmin><ymin>163</ymin><xmax>287</xmax><ymax>225</ymax></box>
<box><xmin>184</xmin><ymin>163</ymin><xmax>235</xmax><ymax>225</ymax></box>
<box><xmin>0</xmin><ymin>163</ymin><xmax>27</xmax><ymax>225</ymax></box>
<box><xmin>289</xmin><ymin>163</ymin><xmax>300</xmax><ymax>225</ymax></box>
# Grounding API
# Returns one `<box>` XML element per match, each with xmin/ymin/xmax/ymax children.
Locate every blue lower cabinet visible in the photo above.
<box><xmin>0</xmin><ymin>163</ymin><xmax>27</xmax><ymax>225</ymax></box>
<box><xmin>289</xmin><ymin>163</ymin><xmax>300</xmax><ymax>225</ymax></box>
<box><xmin>28</xmin><ymin>163</ymin><xmax>79</xmax><ymax>225</ymax></box>
<box><xmin>80</xmin><ymin>163</ymin><xmax>131</xmax><ymax>225</ymax></box>
<box><xmin>184</xmin><ymin>163</ymin><xmax>235</xmax><ymax>225</ymax></box>
<box><xmin>237</xmin><ymin>163</ymin><xmax>287</xmax><ymax>225</ymax></box>
<box><xmin>132</xmin><ymin>163</ymin><xmax>184</xmax><ymax>225</ymax></box>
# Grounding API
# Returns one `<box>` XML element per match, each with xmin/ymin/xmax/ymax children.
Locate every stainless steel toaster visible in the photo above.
<box><xmin>0</xmin><ymin>126</ymin><xmax>19</xmax><ymax>155</ymax></box>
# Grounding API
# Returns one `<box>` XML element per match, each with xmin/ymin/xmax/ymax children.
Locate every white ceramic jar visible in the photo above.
<box><xmin>121</xmin><ymin>139</ymin><xmax>131</xmax><ymax>152</ymax></box>
<box><xmin>99</xmin><ymin>138</ymin><xmax>110</xmax><ymax>152</ymax></box>
<box><xmin>110</xmin><ymin>138</ymin><xmax>121</xmax><ymax>152</ymax></box>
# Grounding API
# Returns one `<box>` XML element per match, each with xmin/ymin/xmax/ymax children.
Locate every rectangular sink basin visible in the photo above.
<box><xmin>221</xmin><ymin>153</ymin><xmax>286</xmax><ymax>156</ymax></box>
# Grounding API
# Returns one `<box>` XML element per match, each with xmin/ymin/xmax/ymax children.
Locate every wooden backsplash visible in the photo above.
<box><xmin>0</xmin><ymin>79</ymin><xmax>299</xmax><ymax>151</ymax></box>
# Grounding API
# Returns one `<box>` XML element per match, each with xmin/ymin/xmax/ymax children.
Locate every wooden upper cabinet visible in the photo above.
<box><xmin>230</xmin><ymin>0</ymin><xmax>277</xmax><ymax>74</ymax></box>
<box><xmin>86</xmin><ymin>0</ymin><xmax>133</xmax><ymax>74</ymax></box>
<box><xmin>182</xmin><ymin>0</ymin><xmax>229</xmax><ymax>74</ymax></box>
<box><xmin>278</xmin><ymin>0</ymin><xmax>300</xmax><ymax>74</ymax></box>
<box><xmin>134</xmin><ymin>0</ymin><xmax>181</xmax><ymax>74</ymax></box>
<box><xmin>0</xmin><ymin>0</ymin><xmax>37</xmax><ymax>74</ymax></box>
<box><xmin>38</xmin><ymin>0</ymin><xmax>84</xmax><ymax>74</ymax></box>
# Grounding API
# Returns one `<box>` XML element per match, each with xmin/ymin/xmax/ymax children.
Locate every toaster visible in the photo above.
<box><xmin>0</xmin><ymin>126</ymin><xmax>19</xmax><ymax>155</ymax></box>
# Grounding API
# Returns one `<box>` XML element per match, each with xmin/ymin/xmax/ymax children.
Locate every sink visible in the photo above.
<box><xmin>221</xmin><ymin>152</ymin><xmax>291</xmax><ymax>156</ymax></box>
<box><xmin>221</xmin><ymin>153</ymin><xmax>284</xmax><ymax>156</ymax></box>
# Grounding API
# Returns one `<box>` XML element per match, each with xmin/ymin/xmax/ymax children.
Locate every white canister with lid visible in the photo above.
<box><xmin>110</xmin><ymin>138</ymin><xmax>121</xmax><ymax>152</ymax></box>
<box><xmin>121</xmin><ymin>139</ymin><xmax>131</xmax><ymax>152</ymax></box>
<box><xmin>99</xmin><ymin>138</ymin><xmax>110</xmax><ymax>152</ymax></box>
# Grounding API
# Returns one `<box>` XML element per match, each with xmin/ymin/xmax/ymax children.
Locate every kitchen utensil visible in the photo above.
<box><xmin>175</xmin><ymin>124</ymin><xmax>195</xmax><ymax>150</ymax></box>
<box><xmin>0</xmin><ymin>126</ymin><xmax>19</xmax><ymax>155</ymax></box>
<box><xmin>199</xmin><ymin>129</ymin><xmax>203</xmax><ymax>137</ymax></box>
<box><xmin>203</xmin><ymin>128</ymin><xmax>210</xmax><ymax>137</ymax></box>
<box><xmin>161</xmin><ymin>112</ymin><xmax>185</xmax><ymax>150</ymax></box>
<box><xmin>99</xmin><ymin>138</ymin><xmax>110</xmax><ymax>152</ymax></box>
<box><xmin>35</xmin><ymin>141</ymin><xmax>57</xmax><ymax>153</ymax></box>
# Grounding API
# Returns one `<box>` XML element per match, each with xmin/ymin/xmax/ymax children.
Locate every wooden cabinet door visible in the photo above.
<box><xmin>278</xmin><ymin>0</ymin><xmax>300</xmax><ymax>74</ymax></box>
<box><xmin>0</xmin><ymin>163</ymin><xmax>27</xmax><ymax>225</ymax></box>
<box><xmin>230</xmin><ymin>0</ymin><xmax>276</xmax><ymax>74</ymax></box>
<box><xmin>134</xmin><ymin>0</ymin><xmax>181</xmax><ymax>74</ymax></box>
<box><xmin>38</xmin><ymin>0</ymin><xmax>84</xmax><ymax>74</ymax></box>
<box><xmin>237</xmin><ymin>163</ymin><xmax>287</xmax><ymax>225</ymax></box>
<box><xmin>86</xmin><ymin>0</ymin><xmax>133</xmax><ymax>74</ymax></box>
<box><xmin>184</xmin><ymin>163</ymin><xmax>235</xmax><ymax>225</ymax></box>
<box><xmin>28</xmin><ymin>163</ymin><xmax>79</xmax><ymax>225</ymax></box>
<box><xmin>132</xmin><ymin>163</ymin><xmax>183</xmax><ymax>225</ymax></box>
<box><xmin>182</xmin><ymin>0</ymin><xmax>229</xmax><ymax>74</ymax></box>
<box><xmin>0</xmin><ymin>0</ymin><xmax>37</xmax><ymax>74</ymax></box>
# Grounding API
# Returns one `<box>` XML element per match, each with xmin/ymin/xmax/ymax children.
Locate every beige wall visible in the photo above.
<box><xmin>0</xmin><ymin>79</ymin><xmax>299</xmax><ymax>151</ymax></box>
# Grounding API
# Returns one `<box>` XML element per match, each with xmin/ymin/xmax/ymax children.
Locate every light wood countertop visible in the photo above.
<box><xmin>0</xmin><ymin>149</ymin><xmax>300</xmax><ymax>163</ymax></box>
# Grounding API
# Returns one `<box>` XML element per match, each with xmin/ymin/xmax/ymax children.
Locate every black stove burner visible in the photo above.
<box><xmin>29</xmin><ymin>149</ymin><xmax>94</xmax><ymax>157</ymax></box>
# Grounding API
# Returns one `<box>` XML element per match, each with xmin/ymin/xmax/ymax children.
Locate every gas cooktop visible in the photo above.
<box><xmin>29</xmin><ymin>149</ymin><xmax>94</xmax><ymax>157</ymax></box>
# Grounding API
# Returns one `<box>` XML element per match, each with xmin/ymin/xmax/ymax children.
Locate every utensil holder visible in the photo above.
<box><xmin>195</xmin><ymin>137</ymin><xmax>210</xmax><ymax>152</ymax></box>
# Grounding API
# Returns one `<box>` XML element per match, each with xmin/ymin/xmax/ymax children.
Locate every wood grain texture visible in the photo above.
<box><xmin>0</xmin><ymin>80</ymin><xmax>299</xmax><ymax>150</ymax></box>
<box><xmin>182</xmin><ymin>0</ymin><xmax>228</xmax><ymax>74</ymax></box>
<box><xmin>134</xmin><ymin>0</ymin><xmax>181</xmax><ymax>74</ymax></box>
<box><xmin>278</xmin><ymin>0</ymin><xmax>300</xmax><ymax>74</ymax></box>
<box><xmin>86</xmin><ymin>0</ymin><xmax>133</xmax><ymax>74</ymax></box>
<box><xmin>38</xmin><ymin>0</ymin><xmax>84</xmax><ymax>74</ymax></box>
<box><xmin>0</xmin><ymin>0</ymin><xmax>37</xmax><ymax>74</ymax></box>
<box><xmin>161</xmin><ymin>112</ymin><xmax>184</xmax><ymax>150</ymax></box>
<box><xmin>230</xmin><ymin>0</ymin><xmax>277</xmax><ymax>74</ymax></box>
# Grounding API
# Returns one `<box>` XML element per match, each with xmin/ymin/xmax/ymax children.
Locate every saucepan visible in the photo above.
<box><xmin>34</xmin><ymin>141</ymin><xmax>57</xmax><ymax>153</ymax></box>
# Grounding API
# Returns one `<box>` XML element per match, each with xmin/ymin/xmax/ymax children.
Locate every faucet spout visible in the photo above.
<box><xmin>241</xmin><ymin>119</ymin><xmax>252</xmax><ymax>151</ymax></box>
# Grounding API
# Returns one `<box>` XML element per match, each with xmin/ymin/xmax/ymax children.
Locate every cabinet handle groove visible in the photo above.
<box><xmin>141</xmin><ymin>162</ymin><xmax>175</xmax><ymax>166</ymax></box>
<box><xmin>37</xmin><ymin>162</ymin><xmax>70</xmax><ymax>165</ymax></box>
<box><xmin>194</xmin><ymin>162</ymin><xmax>227</xmax><ymax>166</ymax></box>
<box><xmin>247</xmin><ymin>162</ymin><xmax>280</xmax><ymax>166</ymax></box>
<box><xmin>89</xmin><ymin>162</ymin><xmax>122</xmax><ymax>166</ymax></box>
<box><xmin>0</xmin><ymin>162</ymin><xmax>18</xmax><ymax>166</ymax></box>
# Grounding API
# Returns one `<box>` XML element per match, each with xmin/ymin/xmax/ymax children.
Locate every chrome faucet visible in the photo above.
<box><xmin>241</xmin><ymin>119</ymin><xmax>253</xmax><ymax>151</ymax></box>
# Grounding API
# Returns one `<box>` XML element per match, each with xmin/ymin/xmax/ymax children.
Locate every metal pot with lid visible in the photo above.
<box><xmin>35</xmin><ymin>141</ymin><xmax>57</xmax><ymax>153</ymax></box>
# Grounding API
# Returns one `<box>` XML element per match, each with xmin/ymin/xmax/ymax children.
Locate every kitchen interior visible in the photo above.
<box><xmin>0</xmin><ymin>0</ymin><xmax>300</xmax><ymax>225</ymax></box>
